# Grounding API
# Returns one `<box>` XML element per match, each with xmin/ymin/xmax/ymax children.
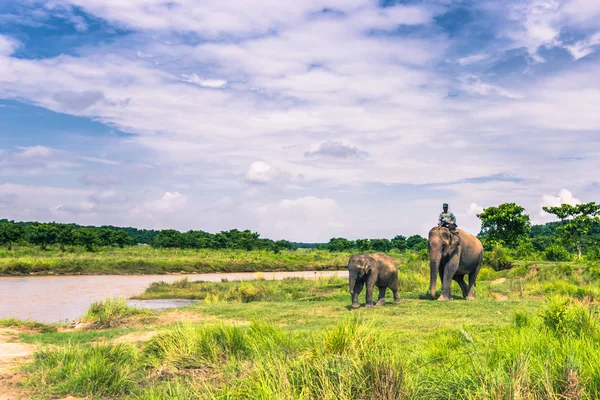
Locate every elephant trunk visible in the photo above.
<box><xmin>349</xmin><ymin>274</ymin><xmax>357</xmax><ymax>295</ymax></box>
<box><xmin>429</xmin><ymin>247</ymin><xmax>442</xmax><ymax>298</ymax></box>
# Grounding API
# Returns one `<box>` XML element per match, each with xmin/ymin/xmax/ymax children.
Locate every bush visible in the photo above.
<box><xmin>84</xmin><ymin>298</ymin><xmax>144</xmax><ymax>328</ymax></box>
<box><xmin>484</xmin><ymin>246</ymin><xmax>514</xmax><ymax>271</ymax></box>
<box><xmin>514</xmin><ymin>240</ymin><xmax>536</xmax><ymax>259</ymax></box>
<box><xmin>539</xmin><ymin>296</ymin><xmax>599</xmax><ymax>338</ymax></box>
<box><xmin>586</xmin><ymin>247</ymin><xmax>600</xmax><ymax>261</ymax></box>
<box><xmin>545</xmin><ymin>245</ymin><xmax>572</xmax><ymax>261</ymax></box>
<box><xmin>239</xmin><ymin>283</ymin><xmax>266</xmax><ymax>303</ymax></box>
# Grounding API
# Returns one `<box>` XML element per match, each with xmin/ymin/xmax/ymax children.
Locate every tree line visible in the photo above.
<box><xmin>476</xmin><ymin>202</ymin><xmax>600</xmax><ymax>261</ymax></box>
<box><xmin>1</xmin><ymin>201</ymin><xmax>598</xmax><ymax>258</ymax></box>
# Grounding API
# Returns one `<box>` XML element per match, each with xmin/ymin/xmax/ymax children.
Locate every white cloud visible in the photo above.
<box><xmin>256</xmin><ymin>196</ymin><xmax>346</xmax><ymax>241</ymax></box>
<box><xmin>0</xmin><ymin>35</ymin><xmax>19</xmax><ymax>56</ymax></box>
<box><xmin>181</xmin><ymin>73</ymin><xmax>227</xmax><ymax>88</ymax></box>
<box><xmin>143</xmin><ymin>191</ymin><xmax>188</xmax><ymax>213</ymax></box>
<box><xmin>467</xmin><ymin>202</ymin><xmax>484</xmax><ymax>216</ymax></box>
<box><xmin>460</xmin><ymin>75</ymin><xmax>524</xmax><ymax>99</ymax></box>
<box><xmin>457</xmin><ymin>54</ymin><xmax>488</xmax><ymax>66</ymax></box>
<box><xmin>541</xmin><ymin>189</ymin><xmax>581</xmax><ymax>212</ymax></box>
<box><xmin>245</xmin><ymin>161</ymin><xmax>284</xmax><ymax>184</ymax></box>
<box><xmin>565</xmin><ymin>32</ymin><xmax>600</xmax><ymax>60</ymax></box>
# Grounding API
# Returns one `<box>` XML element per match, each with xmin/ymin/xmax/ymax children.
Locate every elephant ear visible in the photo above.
<box><xmin>365</xmin><ymin>264</ymin><xmax>373</xmax><ymax>275</ymax></box>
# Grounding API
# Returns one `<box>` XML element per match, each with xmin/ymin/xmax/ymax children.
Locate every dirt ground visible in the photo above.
<box><xmin>0</xmin><ymin>329</ymin><xmax>34</xmax><ymax>400</ymax></box>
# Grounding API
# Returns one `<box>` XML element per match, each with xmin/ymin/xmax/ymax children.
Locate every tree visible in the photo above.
<box><xmin>477</xmin><ymin>203</ymin><xmax>531</xmax><ymax>247</ymax></box>
<box><xmin>542</xmin><ymin>202</ymin><xmax>600</xmax><ymax>259</ymax></box>
<box><xmin>76</xmin><ymin>228</ymin><xmax>100</xmax><ymax>252</ymax></box>
<box><xmin>327</xmin><ymin>238</ymin><xmax>354</xmax><ymax>252</ymax></box>
<box><xmin>355</xmin><ymin>239</ymin><xmax>371</xmax><ymax>252</ymax></box>
<box><xmin>55</xmin><ymin>224</ymin><xmax>76</xmax><ymax>252</ymax></box>
<box><xmin>0</xmin><ymin>220</ymin><xmax>22</xmax><ymax>250</ymax></box>
<box><xmin>110</xmin><ymin>230</ymin><xmax>135</xmax><ymax>248</ymax></box>
<box><xmin>371</xmin><ymin>238</ymin><xmax>392</xmax><ymax>252</ymax></box>
<box><xmin>26</xmin><ymin>223</ymin><xmax>57</xmax><ymax>250</ymax></box>
<box><xmin>391</xmin><ymin>235</ymin><xmax>407</xmax><ymax>251</ymax></box>
<box><xmin>151</xmin><ymin>229</ymin><xmax>184</xmax><ymax>248</ymax></box>
<box><xmin>97</xmin><ymin>228</ymin><xmax>115</xmax><ymax>247</ymax></box>
<box><xmin>406</xmin><ymin>235</ymin><xmax>428</xmax><ymax>251</ymax></box>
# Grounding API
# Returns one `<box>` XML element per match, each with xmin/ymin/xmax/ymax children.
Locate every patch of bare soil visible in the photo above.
<box><xmin>0</xmin><ymin>329</ymin><xmax>35</xmax><ymax>400</ymax></box>
<box><xmin>490</xmin><ymin>278</ymin><xmax>507</xmax><ymax>286</ymax></box>
<box><xmin>113</xmin><ymin>331</ymin><xmax>157</xmax><ymax>344</ymax></box>
<box><xmin>492</xmin><ymin>293</ymin><xmax>509</xmax><ymax>301</ymax></box>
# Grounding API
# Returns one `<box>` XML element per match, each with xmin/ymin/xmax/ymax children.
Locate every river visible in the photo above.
<box><xmin>0</xmin><ymin>270</ymin><xmax>347</xmax><ymax>323</ymax></box>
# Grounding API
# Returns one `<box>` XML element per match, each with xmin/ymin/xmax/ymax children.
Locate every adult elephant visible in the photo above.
<box><xmin>348</xmin><ymin>253</ymin><xmax>400</xmax><ymax>309</ymax></box>
<box><xmin>428</xmin><ymin>226</ymin><xmax>484</xmax><ymax>301</ymax></box>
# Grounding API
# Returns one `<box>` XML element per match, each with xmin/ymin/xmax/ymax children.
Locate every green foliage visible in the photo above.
<box><xmin>514</xmin><ymin>239</ymin><xmax>536</xmax><ymax>259</ymax></box>
<box><xmin>0</xmin><ymin>220</ymin><xmax>23</xmax><ymax>250</ymax></box>
<box><xmin>84</xmin><ymin>298</ymin><xmax>146</xmax><ymax>328</ymax></box>
<box><xmin>355</xmin><ymin>238</ymin><xmax>371</xmax><ymax>252</ymax></box>
<box><xmin>391</xmin><ymin>235</ymin><xmax>407</xmax><ymax>251</ymax></box>
<box><xmin>477</xmin><ymin>203</ymin><xmax>531</xmax><ymax>247</ymax></box>
<box><xmin>406</xmin><ymin>234</ymin><xmax>428</xmax><ymax>251</ymax></box>
<box><xmin>75</xmin><ymin>227</ymin><xmax>100</xmax><ymax>251</ymax></box>
<box><xmin>484</xmin><ymin>246</ymin><xmax>514</xmax><ymax>271</ymax></box>
<box><xmin>25</xmin><ymin>343</ymin><xmax>138</xmax><ymax>398</ymax></box>
<box><xmin>540</xmin><ymin>296</ymin><xmax>599</xmax><ymax>338</ymax></box>
<box><xmin>0</xmin><ymin>318</ymin><xmax>57</xmax><ymax>333</ymax></box>
<box><xmin>545</xmin><ymin>245</ymin><xmax>572</xmax><ymax>261</ymax></box>
<box><xmin>137</xmin><ymin>276</ymin><xmax>348</xmax><ymax>302</ymax></box>
<box><xmin>55</xmin><ymin>223</ymin><xmax>76</xmax><ymax>251</ymax></box>
<box><xmin>543</xmin><ymin>202</ymin><xmax>600</xmax><ymax>259</ymax></box>
<box><xmin>327</xmin><ymin>237</ymin><xmax>355</xmax><ymax>252</ymax></box>
<box><xmin>371</xmin><ymin>238</ymin><xmax>392</xmax><ymax>252</ymax></box>
<box><xmin>26</xmin><ymin>223</ymin><xmax>57</xmax><ymax>250</ymax></box>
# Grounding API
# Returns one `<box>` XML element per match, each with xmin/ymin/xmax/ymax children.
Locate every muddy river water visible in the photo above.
<box><xmin>0</xmin><ymin>271</ymin><xmax>347</xmax><ymax>323</ymax></box>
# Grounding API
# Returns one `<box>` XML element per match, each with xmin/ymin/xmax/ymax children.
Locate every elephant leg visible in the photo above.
<box><xmin>466</xmin><ymin>270</ymin><xmax>479</xmax><ymax>300</ymax></box>
<box><xmin>439</xmin><ymin>257</ymin><xmax>459</xmax><ymax>301</ymax></box>
<box><xmin>390</xmin><ymin>277</ymin><xmax>400</xmax><ymax>304</ymax></box>
<box><xmin>352</xmin><ymin>281</ymin><xmax>364</xmax><ymax>309</ymax></box>
<box><xmin>376</xmin><ymin>286</ymin><xmax>386</xmax><ymax>306</ymax></box>
<box><xmin>454</xmin><ymin>274</ymin><xmax>469</xmax><ymax>298</ymax></box>
<box><xmin>365</xmin><ymin>277</ymin><xmax>377</xmax><ymax>308</ymax></box>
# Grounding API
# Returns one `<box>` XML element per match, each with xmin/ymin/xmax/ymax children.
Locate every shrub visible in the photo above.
<box><xmin>484</xmin><ymin>246</ymin><xmax>514</xmax><ymax>271</ymax></box>
<box><xmin>586</xmin><ymin>247</ymin><xmax>600</xmax><ymax>261</ymax></box>
<box><xmin>514</xmin><ymin>311</ymin><xmax>531</xmax><ymax>328</ymax></box>
<box><xmin>84</xmin><ymin>298</ymin><xmax>144</xmax><ymax>328</ymax></box>
<box><xmin>239</xmin><ymin>283</ymin><xmax>266</xmax><ymax>303</ymax></box>
<box><xmin>514</xmin><ymin>240</ymin><xmax>536</xmax><ymax>259</ymax></box>
<box><xmin>545</xmin><ymin>245</ymin><xmax>572</xmax><ymax>261</ymax></box>
<box><xmin>539</xmin><ymin>296</ymin><xmax>599</xmax><ymax>338</ymax></box>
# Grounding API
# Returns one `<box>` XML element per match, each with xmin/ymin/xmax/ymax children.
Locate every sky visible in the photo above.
<box><xmin>0</xmin><ymin>0</ymin><xmax>599</xmax><ymax>242</ymax></box>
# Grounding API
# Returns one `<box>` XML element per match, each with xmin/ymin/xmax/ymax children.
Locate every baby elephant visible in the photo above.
<box><xmin>348</xmin><ymin>253</ymin><xmax>400</xmax><ymax>309</ymax></box>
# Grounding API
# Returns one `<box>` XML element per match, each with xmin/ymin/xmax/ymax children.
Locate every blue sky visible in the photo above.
<box><xmin>1</xmin><ymin>0</ymin><xmax>600</xmax><ymax>241</ymax></box>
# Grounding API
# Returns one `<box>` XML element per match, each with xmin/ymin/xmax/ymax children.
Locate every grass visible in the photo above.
<box><xmin>11</xmin><ymin>255</ymin><xmax>600</xmax><ymax>399</ymax></box>
<box><xmin>83</xmin><ymin>298</ymin><xmax>152</xmax><ymax>329</ymax></box>
<box><xmin>0</xmin><ymin>318</ymin><xmax>58</xmax><ymax>333</ymax></box>
<box><xmin>0</xmin><ymin>246</ymin><xmax>353</xmax><ymax>275</ymax></box>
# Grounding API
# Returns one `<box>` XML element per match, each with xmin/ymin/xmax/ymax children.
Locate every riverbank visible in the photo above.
<box><xmin>5</xmin><ymin>262</ymin><xmax>600</xmax><ymax>399</ymax></box>
<box><xmin>0</xmin><ymin>246</ymin><xmax>354</xmax><ymax>276</ymax></box>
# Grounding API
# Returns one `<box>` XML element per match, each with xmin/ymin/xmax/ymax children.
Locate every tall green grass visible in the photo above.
<box><xmin>23</xmin><ymin>300</ymin><xmax>600</xmax><ymax>399</ymax></box>
<box><xmin>84</xmin><ymin>298</ymin><xmax>148</xmax><ymax>328</ymax></box>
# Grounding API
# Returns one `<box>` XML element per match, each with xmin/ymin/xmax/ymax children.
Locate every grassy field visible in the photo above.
<box><xmin>0</xmin><ymin>246</ymin><xmax>353</xmax><ymax>275</ymax></box>
<box><xmin>3</xmin><ymin>257</ymin><xmax>600</xmax><ymax>399</ymax></box>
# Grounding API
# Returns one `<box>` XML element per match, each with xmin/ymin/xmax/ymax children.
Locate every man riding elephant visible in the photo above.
<box><xmin>438</xmin><ymin>203</ymin><xmax>457</xmax><ymax>232</ymax></box>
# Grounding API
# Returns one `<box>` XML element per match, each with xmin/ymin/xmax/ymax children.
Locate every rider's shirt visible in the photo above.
<box><xmin>438</xmin><ymin>211</ymin><xmax>456</xmax><ymax>225</ymax></box>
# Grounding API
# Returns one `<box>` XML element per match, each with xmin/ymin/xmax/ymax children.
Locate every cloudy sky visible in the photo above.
<box><xmin>1</xmin><ymin>0</ymin><xmax>599</xmax><ymax>242</ymax></box>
